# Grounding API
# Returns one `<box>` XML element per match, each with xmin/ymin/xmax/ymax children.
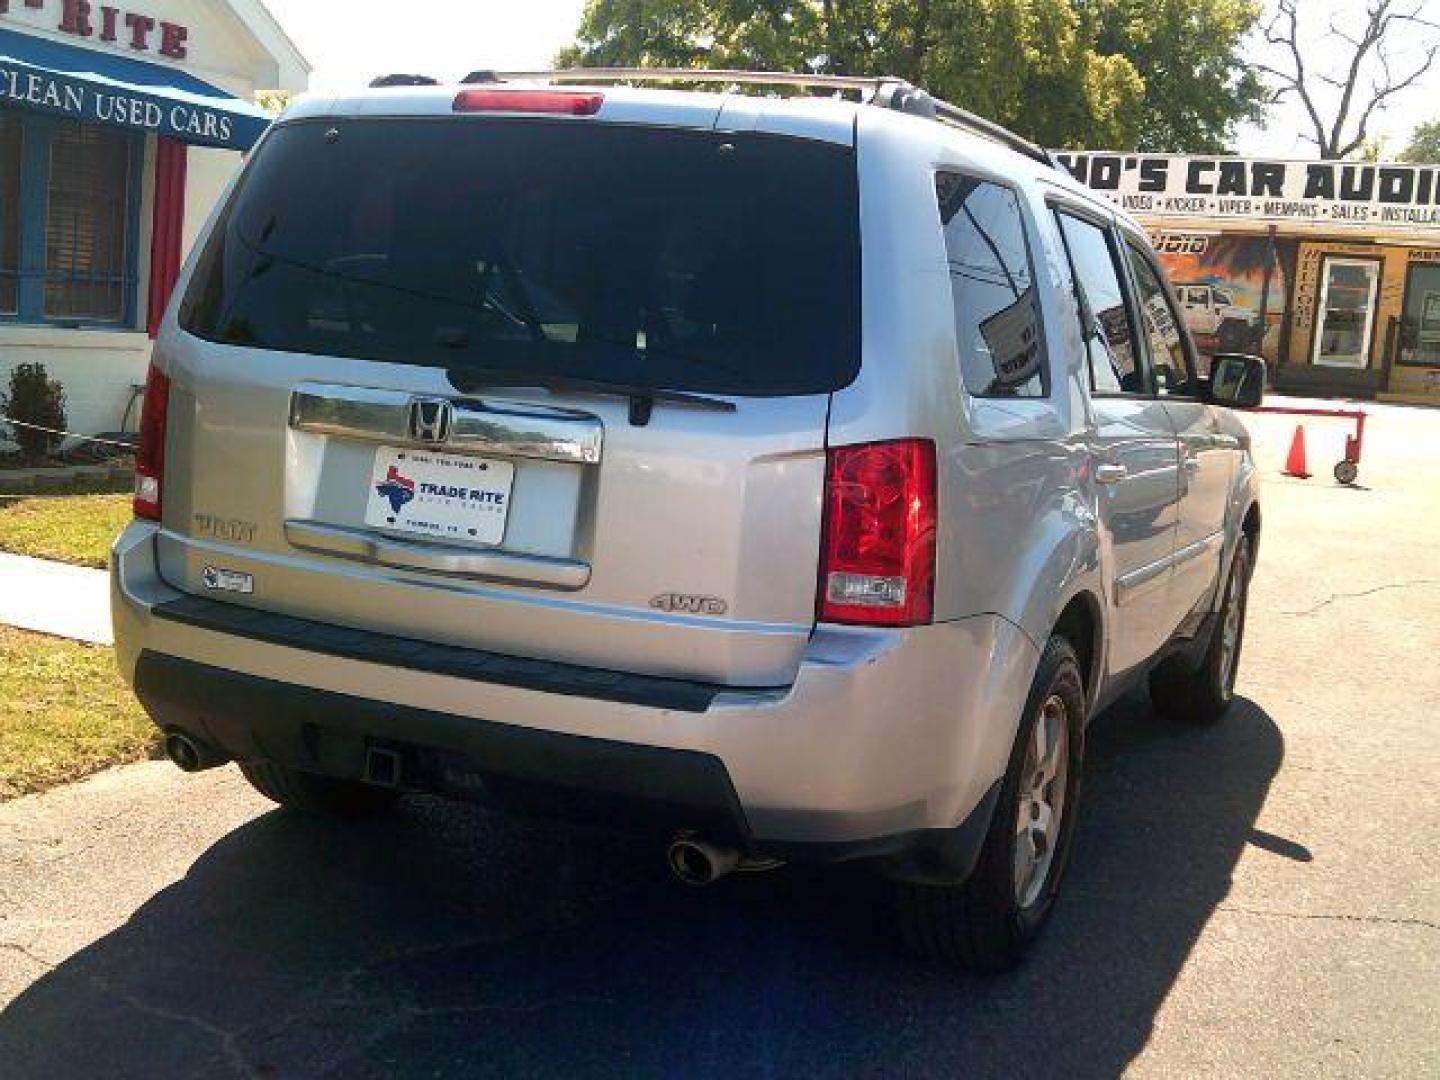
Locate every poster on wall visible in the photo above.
<box><xmin>1150</xmin><ymin>231</ymin><xmax>1298</xmax><ymax>371</ymax></box>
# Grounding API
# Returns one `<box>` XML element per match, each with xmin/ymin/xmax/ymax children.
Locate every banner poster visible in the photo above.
<box><xmin>1149</xmin><ymin>231</ymin><xmax>1298</xmax><ymax>370</ymax></box>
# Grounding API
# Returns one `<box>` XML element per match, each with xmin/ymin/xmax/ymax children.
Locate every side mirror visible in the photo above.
<box><xmin>1208</xmin><ymin>353</ymin><xmax>1266</xmax><ymax>409</ymax></box>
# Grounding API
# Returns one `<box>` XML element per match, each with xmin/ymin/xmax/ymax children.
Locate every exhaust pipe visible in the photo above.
<box><xmin>667</xmin><ymin>836</ymin><xmax>741</xmax><ymax>887</ymax></box>
<box><xmin>163</xmin><ymin>731</ymin><xmax>226</xmax><ymax>773</ymax></box>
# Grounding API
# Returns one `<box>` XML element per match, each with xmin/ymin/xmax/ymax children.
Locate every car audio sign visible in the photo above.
<box><xmin>1056</xmin><ymin>153</ymin><xmax>1440</xmax><ymax>234</ymax></box>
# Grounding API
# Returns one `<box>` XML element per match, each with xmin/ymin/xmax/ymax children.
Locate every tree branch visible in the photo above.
<box><xmin>1256</xmin><ymin>0</ymin><xmax>1440</xmax><ymax>158</ymax></box>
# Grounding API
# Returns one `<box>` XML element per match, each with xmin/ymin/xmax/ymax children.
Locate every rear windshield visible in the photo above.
<box><xmin>180</xmin><ymin>118</ymin><xmax>861</xmax><ymax>396</ymax></box>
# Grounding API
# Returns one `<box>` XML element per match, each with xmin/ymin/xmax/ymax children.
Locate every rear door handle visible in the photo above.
<box><xmin>1096</xmin><ymin>463</ymin><xmax>1128</xmax><ymax>483</ymax></box>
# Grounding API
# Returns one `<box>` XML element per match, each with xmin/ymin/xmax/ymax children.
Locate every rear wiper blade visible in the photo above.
<box><xmin>447</xmin><ymin>368</ymin><xmax>737</xmax><ymax>426</ymax></box>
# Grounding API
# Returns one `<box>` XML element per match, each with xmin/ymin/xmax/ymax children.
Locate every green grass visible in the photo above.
<box><xmin>0</xmin><ymin>493</ymin><xmax>132</xmax><ymax>569</ymax></box>
<box><xmin>0</xmin><ymin>627</ymin><xmax>158</xmax><ymax>800</ymax></box>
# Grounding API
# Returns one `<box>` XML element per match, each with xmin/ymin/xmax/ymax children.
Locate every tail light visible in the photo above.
<box><xmin>818</xmin><ymin>439</ymin><xmax>937</xmax><ymax>626</ymax></box>
<box><xmin>453</xmin><ymin>89</ymin><xmax>604</xmax><ymax>115</ymax></box>
<box><xmin>133</xmin><ymin>363</ymin><xmax>170</xmax><ymax>521</ymax></box>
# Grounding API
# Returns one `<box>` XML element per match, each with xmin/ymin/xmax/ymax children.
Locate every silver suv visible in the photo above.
<box><xmin>113</xmin><ymin>71</ymin><xmax>1263</xmax><ymax>972</ymax></box>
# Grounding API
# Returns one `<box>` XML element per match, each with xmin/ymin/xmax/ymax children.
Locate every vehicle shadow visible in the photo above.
<box><xmin>0</xmin><ymin>692</ymin><xmax>1285</xmax><ymax>1079</ymax></box>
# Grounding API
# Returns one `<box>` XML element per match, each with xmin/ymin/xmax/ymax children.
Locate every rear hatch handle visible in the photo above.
<box><xmin>447</xmin><ymin>369</ymin><xmax>736</xmax><ymax>427</ymax></box>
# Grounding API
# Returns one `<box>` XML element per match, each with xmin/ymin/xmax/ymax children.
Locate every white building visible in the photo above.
<box><xmin>1</xmin><ymin>0</ymin><xmax>307</xmax><ymax>443</ymax></box>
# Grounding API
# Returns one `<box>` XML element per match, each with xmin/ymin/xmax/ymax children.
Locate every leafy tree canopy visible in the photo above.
<box><xmin>558</xmin><ymin>0</ymin><xmax>1264</xmax><ymax>151</ymax></box>
<box><xmin>1400</xmin><ymin>120</ymin><xmax>1440</xmax><ymax>163</ymax></box>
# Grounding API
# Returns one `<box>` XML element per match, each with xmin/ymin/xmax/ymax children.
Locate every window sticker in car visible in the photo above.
<box><xmin>1143</xmin><ymin>293</ymin><xmax>1183</xmax><ymax>349</ymax></box>
<box><xmin>979</xmin><ymin>288</ymin><xmax>1042</xmax><ymax>389</ymax></box>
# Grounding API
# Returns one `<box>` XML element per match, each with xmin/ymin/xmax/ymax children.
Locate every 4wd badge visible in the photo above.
<box><xmin>650</xmin><ymin>593</ymin><xmax>728</xmax><ymax>616</ymax></box>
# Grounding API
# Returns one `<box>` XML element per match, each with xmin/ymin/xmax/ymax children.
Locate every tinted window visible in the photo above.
<box><xmin>1053</xmin><ymin>212</ymin><xmax>1144</xmax><ymax>395</ymax></box>
<box><xmin>181</xmin><ymin>120</ymin><xmax>860</xmax><ymax>396</ymax></box>
<box><xmin>1126</xmin><ymin>243</ymin><xmax>1193</xmax><ymax>394</ymax></box>
<box><xmin>936</xmin><ymin>173</ymin><xmax>1045</xmax><ymax>397</ymax></box>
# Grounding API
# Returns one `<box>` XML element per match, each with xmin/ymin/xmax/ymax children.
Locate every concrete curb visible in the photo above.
<box><xmin>0</xmin><ymin>462</ymin><xmax>133</xmax><ymax>496</ymax></box>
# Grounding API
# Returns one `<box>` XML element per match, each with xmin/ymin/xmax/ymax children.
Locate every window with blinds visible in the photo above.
<box><xmin>0</xmin><ymin>108</ymin><xmax>21</xmax><ymax>315</ymax></box>
<box><xmin>44</xmin><ymin>119</ymin><xmax>133</xmax><ymax>321</ymax></box>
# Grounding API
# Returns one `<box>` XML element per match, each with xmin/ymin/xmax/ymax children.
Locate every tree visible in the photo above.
<box><xmin>257</xmin><ymin>90</ymin><xmax>294</xmax><ymax>115</ymax></box>
<box><xmin>1253</xmin><ymin>0</ymin><xmax>1440</xmax><ymax>160</ymax></box>
<box><xmin>1093</xmin><ymin>0</ymin><xmax>1269</xmax><ymax>153</ymax></box>
<box><xmin>557</xmin><ymin>0</ymin><xmax>1263</xmax><ymax>151</ymax></box>
<box><xmin>1400</xmin><ymin>119</ymin><xmax>1440</xmax><ymax>162</ymax></box>
<box><xmin>559</xmin><ymin>0</ymin><xmax>1147</xmax><ymax>148</ymax></box>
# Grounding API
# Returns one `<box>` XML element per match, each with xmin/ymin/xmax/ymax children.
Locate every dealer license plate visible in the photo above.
<box><xmin>364</xmin><ymin>446</ymin><xmax>514</xmax><ymax>546</ymax></box>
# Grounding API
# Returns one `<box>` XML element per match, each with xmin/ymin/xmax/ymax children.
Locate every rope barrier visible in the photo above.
<box><xmin>1</xmin><ymin>415</ymin><xmax>135</xmax><ymax>449</ymax></box>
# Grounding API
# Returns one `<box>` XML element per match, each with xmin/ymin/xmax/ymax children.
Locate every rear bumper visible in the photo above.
<box><xmin>113</xmin><ymin>523</ymin><xmax>1037</xmax><ymax>877</ymax></box>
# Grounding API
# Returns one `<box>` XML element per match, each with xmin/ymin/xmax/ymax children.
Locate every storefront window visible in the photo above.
<box><xmin>1399</xmin><ymin>264</ymin><xmax>1440</xmax><ymax>368</ymax></box>
<box><xmin>0</xmin><ymin>109</ymin><xmax>21</xmax><ymax>315</ymax></box>
<box><xmin>44</xmin><ymin>120</ymin><xmax>133</xmax><ymax>321</ymax></box>
<box><xmin>0</xmin><ymin>107</ymin><xmax>139</xmax><ymax>326</ymax></box>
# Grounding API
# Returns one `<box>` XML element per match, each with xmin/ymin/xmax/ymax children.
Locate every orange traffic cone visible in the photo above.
<box><xmin>1282</xmin><ymin>424</ymin><xmax>1311</xmax><ymax>479</ymax></box>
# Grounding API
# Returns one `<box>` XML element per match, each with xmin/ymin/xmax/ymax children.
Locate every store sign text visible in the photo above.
<box><xmin>1057</xmin><ymin>153</ymin><xmax>1440</xmax><ymax>231</ymax></box>
<box><xmin>0</xmin><ymin>63</ymin><xmax>233</xmax><ymax>143</ymax></box>
<box><xmin>0</xmin><ymin>1</ymin><xmax>188</xmax><ymax>60</ymax></box>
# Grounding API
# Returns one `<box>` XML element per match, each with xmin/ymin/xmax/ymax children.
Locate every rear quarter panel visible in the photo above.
<box><xmin>838</xmin><ymin>114</ymin><xmax>1106</xmax><ymax>659</ymax></box>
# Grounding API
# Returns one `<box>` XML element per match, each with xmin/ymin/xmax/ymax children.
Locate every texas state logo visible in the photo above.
<box><xmin>376</xmin><ymin>464</ymin><xmax>416</xmax><ymax>515</ymax></box>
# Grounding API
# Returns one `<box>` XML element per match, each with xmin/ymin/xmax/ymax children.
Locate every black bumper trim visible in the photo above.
<box><xmin>135</xmin><ymin>651</ymin><xmax>752</xmax><ymax>842</ymax></box>
<box><xmin>150</xmin><ymin>595</ymin><xmax>730</xmax><ymax>713</ymax></box>
<box><xmin>135</xmin><ymin>650</ymin><xmax>1001</xmax><ymax>881</ymax></box>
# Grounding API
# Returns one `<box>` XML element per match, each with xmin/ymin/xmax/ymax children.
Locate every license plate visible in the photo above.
<box><xmin>364</xmin><ymin>446</ymin><xmax>514</xmax><ymax>546</ymax></box>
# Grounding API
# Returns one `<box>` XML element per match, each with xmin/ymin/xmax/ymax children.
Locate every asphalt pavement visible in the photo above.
<box><xmin>0</xmin><ymin>398</ymin><xmax>1436</xmax><ymax>1079</ymax></box>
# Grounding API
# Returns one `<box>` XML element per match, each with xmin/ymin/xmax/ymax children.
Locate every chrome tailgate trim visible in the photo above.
<box><xmin>289</xmin><ymin>383</ymin><xmax>604</xmax><ymax>464</ymax></box>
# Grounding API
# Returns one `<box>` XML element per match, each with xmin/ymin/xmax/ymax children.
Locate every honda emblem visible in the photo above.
<box><xmin>408</xmin><ymin>398</ymin><xmax>453</xmax><ymax>445</ymax></box>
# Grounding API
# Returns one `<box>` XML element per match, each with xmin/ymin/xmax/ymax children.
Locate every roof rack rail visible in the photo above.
<box><xmin>490</xmin><ymin>68</ymin><xmax>1056</xmax><ymax>168</ymax></box>
<box><xmin>370</xmin><ymin>73</ymin><xmax>439</xmax><ymax>88</ymax></box>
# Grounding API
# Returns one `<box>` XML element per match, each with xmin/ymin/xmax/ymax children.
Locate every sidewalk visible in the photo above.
<box><xmin>0</xmin><ymin>552</ymin><xmax>111</xmax><ymax>645</ymax></box>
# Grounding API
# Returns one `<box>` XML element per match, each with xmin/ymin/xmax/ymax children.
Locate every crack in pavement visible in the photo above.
<box><xmin>238</xmin><ymin>878</ymin><xmax>654</xmax><ymax>1074</ymax></box>
<box><xmin>0</xmin><ymin>941</ymin><xmax>57</xmax><ymax>971</ymax></box>
<box><xmin>2</xmin><ymin>940</ymin><xmax>250</xmax><ymax>1076</ymax></box>
<box><xmin>1217</xmin><ymin>905</ymin><xmax>1439</xmax><ymax>932</ymax></box>
<box><xmin>85</xmin><ymin>972</ymin><xmax>253</xmax><ymax>1079</ymax></box>
<box><xmin>1280</xmin><ymin>579</ymin><xmax>1440</xmax><ymax>617</ymax></box>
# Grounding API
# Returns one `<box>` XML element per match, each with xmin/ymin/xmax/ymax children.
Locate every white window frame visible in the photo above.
<box><xmin>1312</xmin><ymin>256</ymin><xmax>1381</xmax><ymax>369</ymax></box>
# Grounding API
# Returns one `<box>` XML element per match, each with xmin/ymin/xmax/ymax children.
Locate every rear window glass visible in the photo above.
<box><xmin>180</xmin><ymin>119</ymin><xmax>861</xmax><ymax>397</ymax></box>
<box><xmin>935</xmin><ymin>173</ymin><xmax>1046</xmax><ymax>397</ymax></box>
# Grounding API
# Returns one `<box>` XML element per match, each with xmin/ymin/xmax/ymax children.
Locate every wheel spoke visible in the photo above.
<box><xmin>1036</xmin><ymin>699</ymin><xmax>1065</xmax><ymax>784</ymax></box>
<box><xmin>1031</xmin><ymin>718</ymin><xmax>1049</xmax><ymax>781</ymax></box>
<box><xmin>1014</xmin><ymin>826</ymin><xmax>1037</xmax><ymax>896</ymax></box>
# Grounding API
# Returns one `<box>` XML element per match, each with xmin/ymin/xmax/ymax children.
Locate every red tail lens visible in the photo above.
<box><xmin>133</xmin><ymin>364</ymin><xmax>170</xmax><ymax>521</ymax></box>
<box><xmin>819</xmin><ymin>439</ymin><xmax>937</xmax><ymax>626</ymax></box>
<box><xmin>453</xmin><ymin>90</ymin><xmax>604</xmax><ymax>116</ymax></box>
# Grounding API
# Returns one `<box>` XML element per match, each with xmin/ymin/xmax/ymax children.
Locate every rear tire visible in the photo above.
<box><xmin>240</xmin><ymin>760</ymin><xmax>399</xmax><ymax>817</ymax></box>
<box><xmin>898</xmin><ymin>635</ymin><xmax>1086</xmax><ymax>973</ymax></box>
<box><xmin>1149</xmin><ymin>537</ymin><xmax>1253</xmax><ymax>724</ymax></box>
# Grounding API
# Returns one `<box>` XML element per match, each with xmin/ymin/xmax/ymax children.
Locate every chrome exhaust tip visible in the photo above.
<box><xmin>162</xmin><ymin>731</ymin><xmax>225</xmax><ymax>773</ymax></box>
<box><xmin>667</xmin><ymin>836</ymin><xmax>741</xmax><ymax>887</ymax></box>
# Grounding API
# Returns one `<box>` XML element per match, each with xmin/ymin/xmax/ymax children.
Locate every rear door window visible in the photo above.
<box><xmin>1052</xmin><ymin>211</ymin><xmax>1147</xmax><ymax>396</ymax></box>
<box><xmin>935</xmin><ymin>173</ymin><xmax>1046</xmax><ymax>397</ymax></box>
<box><xmin>181</xmin><ymin>119</ymin><xmax>861</xmax><ymax>397</ymax></box>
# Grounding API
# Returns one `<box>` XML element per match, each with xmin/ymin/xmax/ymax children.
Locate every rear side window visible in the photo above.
<box><xmin>935</xmin><ymin>173</ymin><xmax>1046</xmax><ymax>397</ymax></box>
<box><xmin>181</xmin><ymin>119</ymin><xmax>861</xmax><ymax>397</ymax></box>
<box><xmin>1052</xmin><ymin>211</ymin><xmax>1144</xmax><ymax>395</ymax></box>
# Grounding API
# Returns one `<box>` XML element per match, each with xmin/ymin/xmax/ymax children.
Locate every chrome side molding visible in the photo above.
<box><xmin>289</xmin><ymin>383</ymin><xmax>603</xmax><ymax>465</ymax></box>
